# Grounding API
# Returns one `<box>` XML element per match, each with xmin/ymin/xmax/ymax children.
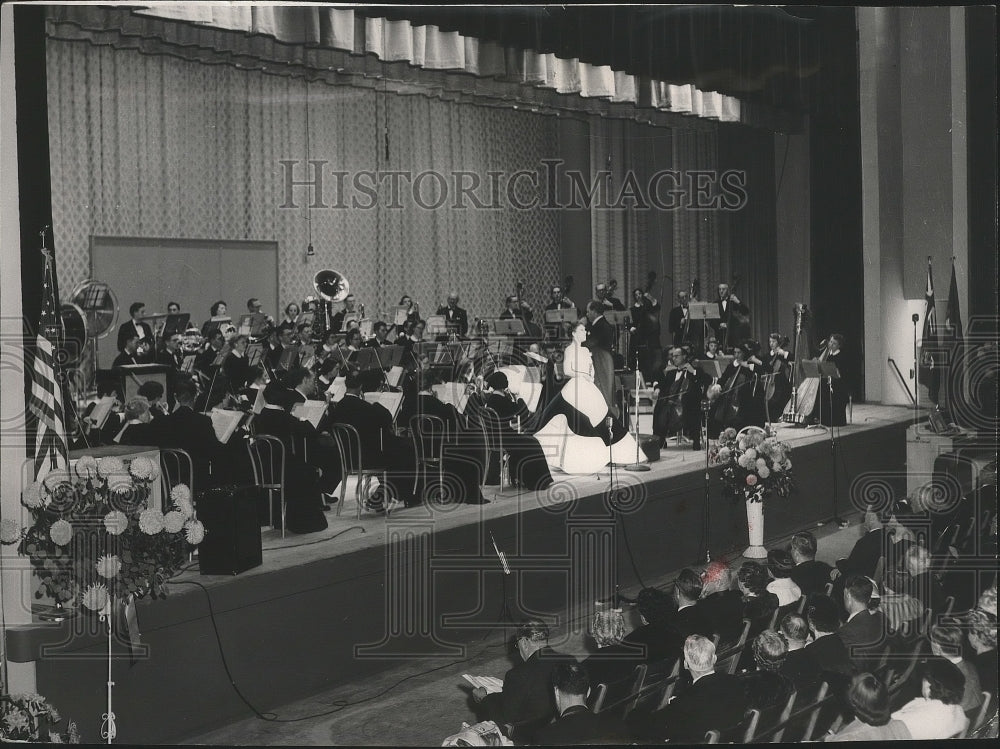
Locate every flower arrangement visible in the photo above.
<box><xmin>0</xmin><ymin>693</ymin><xmax>79</xmax><ymax>743</ymax></box>
<box><xmin>2</xmin><ymin>456</ymin><xmax>204</xmax><ymax>610</ymax></box>
<box><xmin>715</xmin><ymin>426</ymin><xmax>794</xmax><ymax>503</ymax></box>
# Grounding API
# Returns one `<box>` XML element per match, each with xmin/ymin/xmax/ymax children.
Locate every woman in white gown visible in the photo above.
<box><xmin>534</xmin><ymin>323</ymin><xmax>644</xmax><ymax>473</ymax></box>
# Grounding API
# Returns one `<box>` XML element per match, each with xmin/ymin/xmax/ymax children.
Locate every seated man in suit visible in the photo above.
<box><xmin>114</xmin><ymin>397</ymin><xmax>157</xmax><ymax>446</ymax></box>
<box><xmin>328</xmin><ymin>370</ymin><xmax>418</xmax><ymax>509</ymax></box>
<box><xmin>113</xmin><ymin>332</ymin><xmax>143</xmax><ymax>368</ymax></box>
<box><xmin>628</xmin><ymin>634</ymin><xmax>747</xmax><ymax>744</ymax></box>
<box><xmin>803</xmin><ymin>594</ymin><xmax>852</xmax><ymax>689</ymax></box>
<box><xmin>778</xmin><ymin>612</ymin><xmax>822</xmax><ymax>693</ymax></box>
<box><xmin>789</xmin><ymin>531</ymin><xmax>834</xmax><ymax>596</ymax></box>
<box><xmin>899</xmin><ymin>544</ymin><xmax>947</xmax><ymax>615</ymax></box>
<box><xmin>839</xmin><ymin>576</ymin><xmax>888</xmax><ymax>670</ymax></box>
<box><xmin>471</xmin><ymin>620</ymin><xmax>572</xmax><ymax>734</ymax></box>
<box><xmin>697</xmin><ymin>561</ymin><xmax>745</xmax><ymax>646</ymax></box>
<box><xmin>147</xmin><ymin>376</ymin><xmax>221</xmax><ymax>490</ymax></box>
<box><xmin>532</xmin><ymin>662</ymin><xmax>628</xmax><ymax>746</ymax></box>
<box><xmin>837</xmin><ymin>510</ymin><xmax>892</xmax><ymax>579</ymax></box>
<box><xmin>664</xmin><ymin>568</ymin><xmax>713</xmax><ymax>654</ymax></box>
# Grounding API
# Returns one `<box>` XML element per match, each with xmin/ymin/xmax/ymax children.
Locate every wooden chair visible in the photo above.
<box><xmin>591</xmin><ymin>663</ymin><xmax>647</xmax><ymax>718</ymax></box>
<box><xmin>330</xmin><ymin>423</ymin><xmax>389</xmax><ymax>518</ymax></box>
<box><xmin>716</xmin><ymin>619</ymin><xmax>752</xmax><ymax>675</ymax></box>
<box><xmin>765</xmin><ymin>689</ymin><xmax>800</xmax><ymax>742</ymax></box>
<box><xmin>245</xmin><ymin>434</ymin><xmax>286</xmax><ymax>537</ymax></box>
<box><xmin>704</xmin><ymin>729</ymin><xmax>721</xmax><ymax>743</ymax></box>
<box><xmin>652</xmin><ymin>660</ymin><xmax>683</xmax><ymax>712</ymax></box>
<box><xmin>740</xmin><ymin>708</ymin><xmax>761</xmax><ymax>742</ymax></box>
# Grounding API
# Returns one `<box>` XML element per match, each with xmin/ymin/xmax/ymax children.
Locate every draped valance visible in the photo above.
<box><xmin>44</xmin><ymin>4</ymin><xmax>799</xmax><ymax>131</ymax></box>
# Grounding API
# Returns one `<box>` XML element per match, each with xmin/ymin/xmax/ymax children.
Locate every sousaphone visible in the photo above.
<box><xmin>313</xmin><ymin>269</ymin><xmax>350</xmax><ymax>335</ymax></box>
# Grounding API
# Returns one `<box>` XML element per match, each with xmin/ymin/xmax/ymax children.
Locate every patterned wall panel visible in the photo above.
<box><xmin>46</xmin><ymin>37</ymin><xmax>559</xmax><ymax>324</ymax></box>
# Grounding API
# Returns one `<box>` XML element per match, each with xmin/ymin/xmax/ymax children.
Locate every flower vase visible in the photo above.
<box><xmin>744</xmin><ymin>496</ymin><xmax>767</xmax><ymax>559</ymax></box>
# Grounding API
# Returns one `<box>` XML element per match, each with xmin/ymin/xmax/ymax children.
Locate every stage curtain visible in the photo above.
<box><xmin>45</xmin><ymin>37</ymin><xmax>560</xmax><ymax>319</ymax></box>
<box><xmin>47</xmin><ymin>5</ymin><xmax>754</xmax><ymax>128</ymax></box>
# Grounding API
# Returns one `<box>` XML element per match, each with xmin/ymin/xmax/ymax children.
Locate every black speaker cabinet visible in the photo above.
<box><xmin>198</xmin><ymin>485</ymin><xmax>263</xmax><ymax>575</ymax></box>
<box><xmin>640</xmin><ymin>437</ymin><xmax>661</xmax><ymax>462</ymax></box>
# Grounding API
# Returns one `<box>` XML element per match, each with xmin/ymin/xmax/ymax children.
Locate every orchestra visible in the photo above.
<box><xmin>78</xmin><ymin>273</ymin><xmax>851</xmax><ymax>528</ymax></box>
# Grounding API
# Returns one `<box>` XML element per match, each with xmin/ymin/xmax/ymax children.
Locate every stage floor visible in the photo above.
<box><xmin>178</xmin><ymin>403</ymin><xmax>922</xmax><ymax>589</ymax></box>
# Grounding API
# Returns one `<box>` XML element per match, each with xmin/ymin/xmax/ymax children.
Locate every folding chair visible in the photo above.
<box><xmin>246</xmin><ymin>434</ymin><xmax>286</xmax><ymax>537</ymax></box>
<box><xmin>591</xmin><ymin>663</ymin><xmax>647</xmax><ymax>718</ymax></box>
<box><xmin>717</xmin><ymin>619</ymin><xmax>752</xmax><ymax>675</ymax></box>
<box><xmin>330</xmin><ymin>422</ymin><xmax>390</xmax><ymax>517</ymax></box>
<box><xmin>480</xmin><ymin>405</ymin><xmax>510</xmax><ymax>492</ymax></box>
<box><xmin>410</xmin><ymin>414</ymin><xmax>447</xmax><ymax>501</ymax></box>
<box><xmin>159</xmin><ymin>447</ymin><xmax>195</xmax><ymax>511</ymax></box>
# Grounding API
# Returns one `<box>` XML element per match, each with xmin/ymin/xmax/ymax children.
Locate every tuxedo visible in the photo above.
<box><xmin>112</xmin><ymin>351</ymin><xmax>141</xmax><ymax>368</ymax></box>
<box><xmin>263</xmin><ymin>341</ymin><xmax>284</xmax><ymax>371</ymax></box>
<box><xmin>115</xmin><ymin>421</ymin><xmax>158</xmax><ymax>447</ymax></box>
<box><xmin>408</xmin><ymin>393</ymin><xmax>487</xmax><ymax>504</ymax></box>
<box><xmin>628</xmin><ymin>671</ymin><xmax>746</xmax><ymax>744</ymax></box>
<box><xmin>222</xmin><ymin>352</ymin><xmax>252</xmax><ymax>391</ymax></box>
<box><xmin>116</xmin><ymin>318</ymin><xmax>154</xmax><ymax>356</ymax></box>
<box><xmin>500</xmin><ymin>307</ymin><xmax>533</xmax><ymax>323</ymax></box>
<box><xmin>710</xmin><ymin>362</ymin><xmax>766</xmax><ymax>437</ymax></box>
<box><xmin>652</xmin><ymin>365</ymin><xmax>709</xmax><ymax>442</ymax></box>
<box><xmin>470</xmin><ymin>392</ymin><xmax>553</xmax><ymax>491</ymax></box>
<box><xmin>156</xmin><ymin>348</ymin><xmax>184</xmax><ymax>370</ymax></box>
<box><xmin>435</xmin><ymin>305</ymin><xmax>469</xmax><ymax>337</ymax></box>
<box><xmin>147</xmin><ymin>405</ymin><xmax>221</xmax><ymax>488</ymax></box>
<box><xmin>713</xmin><ymin>296</ymin><xmax>750</xmax><ymax>348</ymax></box>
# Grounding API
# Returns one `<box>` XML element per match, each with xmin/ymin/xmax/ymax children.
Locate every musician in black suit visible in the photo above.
<box><xmin>147</xmin><ymin>377</ymin><xmax>221</xmax><ymax>489</ymax></box>
<box><xmin>712</xmin><ymin>283</ymin><xmax>750</xmax><ymax>350</ymax></box>
<box><xmin>499</xmin><ymin>294</ymin><xmax>534</xmax><ymax>323</ymax></box>
<box><xmin>584</xmin><ymin>301</ymin><xmax>617</xmax><ymax>418</ymax></box>
<box><xmin>365</xmin><ymin>321</ymin><xmax>390</xmax><ymax>349</ymax></box>
<box><xmin>329</xmin><ymin>293</ymin><xmax>361</xmax><ymax>333</ymax></box>
<box><xmin>262</xmin><ymin>326</ymin><xmax>285</xmax><ymax>373</ymax></box>
<box><xmin>652</xmin><ymin>346</ymin><xmax>709</xmax><ymax>450</ymax></box>
<box><xmin>668</xmin><ymin>290</ymin><xmax>691</xmax><ymax>347</ymax></box>
<box><xmin>156</xmin><ymin>332</ymin><xmax>184</xmax><ymax>370</ymax></box>
<box><xmin>765</xmin><ymin>333</ymin><xmax>793</xmax><ymax>420</ymax></box>
<box><xmin>222</xmin><ymin>334</ymin><xmax>253</xmax><ymax>391</ymax></box>
<box><xmin>814</xmin><ymin>333</ymin><xmax>849</xmax><ymax>426</ymax></box>
<box><xmin>627</xmin><ymin>634</ymin><xmax>747</xmax><ymax>744</ymax></box>
<box><xmin>708</xmin><ymin>340</ymin><xmax>766</xmax><ymax>437</ymax></box>
<box><xmin>327</xmin><ymin>371</ymin><xmax>418</xmax><ymax>507</ymax></box>
<box><xmin>195</xmin><ymin>330</ymin><xmax>225</xmax><ymax>377</ymax></box>
<box><xmin>472</xmin><ymin>620</ymin><xmax>573</xmax><ymax>732</ymax></box>
<box><xmin>112</xmin><ymin>334</ymin><xmax>142</xmax><ymax>368</ymax></box>
<box><xmin>116</xmin><ymin>302</ymin><xmax>154</xmax><ymax>360</ymax></box>
<box><xmin>601</xmin><ymin>280</ymin><xmax>627</xmax><ymax>311</ymax></box>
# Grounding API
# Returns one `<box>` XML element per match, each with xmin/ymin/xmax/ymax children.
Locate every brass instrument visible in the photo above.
<box><xmin>313</xmin><ymin>269</ymin><xmax>350</xmax><ymax>337</ymax></box>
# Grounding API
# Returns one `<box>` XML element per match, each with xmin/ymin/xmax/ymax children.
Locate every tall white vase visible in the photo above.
<box><xmin>744</xmin><ymin>498</ymin><xmax>767</xmax><ymax>558</ymax></box>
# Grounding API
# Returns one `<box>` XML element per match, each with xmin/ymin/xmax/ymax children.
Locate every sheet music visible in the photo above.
<box><xmin>87</xmin><ymin>396</ymin><xmax>116</xmax><ymax>429</ymax></box>
<box><xmin>251</xmin><ymin>386</ymin><xmax>266</xmax><ymax>415</ymax></box>
<box><xmin>209</xmin><ymin>409</ymin><xmax>244</xmax><ymax>443</ymax></box>
<box><xmin>326</xmin><ymin>376</ymin><xmax>347</xmax><ymax>403</ymax></box>
<box><xmin>364</xmin><ymin>391</ymin><xmax>403</xmax><ymax>420</ymax></box>
<box><xmin>385</xmin><ymin>366</ymin><xmax>405</xmax><ymax>388</ymax></box>
<box><xmin>291</xmin><ymin>400</ymin><xmax>327</xmax><ymax>428</ymax></box>
<box><xmin>433</xmin><ymin>382</ymin><xmax>470</xmax><ymax>413</ymax></box>
<box><xmin>425</xmin><ymin>315</ymin><xmax>447</xmax><ymax>335</ymax></box>
<box><xmin>393</xmin><ymin>306</ymin><xmax>409</xmax><ymax>326</ymax></box>
<box><xmin>461</xmin><ymin>675</ymin><xmax>503</xmax><ymax>694</ymax></box>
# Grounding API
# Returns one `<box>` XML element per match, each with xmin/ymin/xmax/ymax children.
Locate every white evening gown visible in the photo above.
<box><xmin>534</xmin><ymin>342</ymin><xmax>644</xmax><ymax>474</ymax></box>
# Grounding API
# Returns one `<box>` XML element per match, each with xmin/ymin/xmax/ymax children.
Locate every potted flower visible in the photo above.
<box><xmin>0</xmin><ymin>693</ymin><xmax>79</xmax><ymax>743</ymax></box>
<box><xmin>715</xmin><ymin>426</ymin><xmax>794</xmax><ymax>558</ymax></box>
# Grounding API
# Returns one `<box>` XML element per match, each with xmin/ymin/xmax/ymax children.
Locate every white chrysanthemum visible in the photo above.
<box><xmin>81</xmin><ymin>583</ymin><xmax>109</xmax><ymax>612</ymax></box>
<box><xmin>772</xmin><ymin>462</ymin><xmax>784</xmax><ymax>473</ymax></box>
<box><xmin>0</xmin><ymin>518</ymin><xmax>21</xmax><ymax>544</ymax></box>
<box><xmin>174</xmin><ymin>496</ymin><xmax>195</xmax><ymax>520</ymax></box>
<box><xmin>128</xmin><ymin>456</ymin><xmax>155</xmax><ymax>481</ymax></box>
<box><xmin>96</xmin><ymin>456</ymin><xmax>126</xmax><ymax>479</ymax></box>
<box><xmin>138</xmin><ymin>508</ymin><xmax>164</xmax><ymax>535</ymax></box>
<box><xmin>103</xmin><ymin>510</ymin><xmax>128</xmax><ymax>536</ymax></box>
<box><xmin>95</xmin><ymin>554</ymin><xmax>122</xmax><ymax>579</ymax></box>
<box><xmin>21</xmin><ymin>482</ymin><xmax>45</xmax><ymax>508</ymax></box>
<box><xmin>75</xmin><ymin>454</ymin><xmax>98</xmax><ymax>480</ymax></box>
<box><xmin>163</xmin><ymin>511</ymin><xmax>185</xmax><ymax>534</ymax></box>
<box><xmin>170</xmin><ymin>484</ymin><xmax>192</xmax><ymax>504</ymax></box>
<box><xmin>106</xmin><ymin>472</ymin><xmax>134</xmax><ymax>493</ymax></box>
<box><xmin>784</xmin><ymin>459</ymin><xmax>792</xmax><ymax>470</ymax></box>
<box><xmin>184</xmin><ymin>519</ymin><xmax>206</xmax><ymax>545</ymax></box>
<box><xmin>49</xmin><ymin>519</ymin><xmax>73</xmax><ymax>546</ymax></box>
<box><xmin>717</xmin><ymin>448</ymin><xmax>732</xmax><ymax>462</ymax></box>
<box><xmin>744</xmin><ymin>448</ymin><xmax>757</xmax><ymax>461</ymax></box>
<box><xmin>758</xmin><ymin>466</ymin><xmax>771</xmax><ymax>479</ymax></box>
<box><xmin>756</xmin><ymin>457</ymin><xmax>767</xmax><ymax>469</ymax></box>
<box><xmin>42</xmin><ymin>470</ymin><xmax>73</xmax><ymax>493</ymax></box>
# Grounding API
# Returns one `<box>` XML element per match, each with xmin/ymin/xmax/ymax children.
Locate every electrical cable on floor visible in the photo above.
<box><xmin>172</xmin><ymin>580</ymin><xmax>507</xmax><ymax>725</ymax></box>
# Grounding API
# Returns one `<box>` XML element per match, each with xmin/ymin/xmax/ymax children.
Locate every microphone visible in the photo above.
<box><xmin>911</xmin><ymin>313</ymin><xmax>919</xmax><ymax>323</ymax></box>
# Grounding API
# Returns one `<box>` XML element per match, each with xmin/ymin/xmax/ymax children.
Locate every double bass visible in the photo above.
<box><xmin>720</xmin><ymin>274</ymin><xmax>751</xmax><ymax>351</ymax></box>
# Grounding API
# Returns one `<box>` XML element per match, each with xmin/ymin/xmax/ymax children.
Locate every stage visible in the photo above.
<box><xmin>6</xmin><ymin>404</ymin><xmax>918</xmax><ymax>743</ymax></box>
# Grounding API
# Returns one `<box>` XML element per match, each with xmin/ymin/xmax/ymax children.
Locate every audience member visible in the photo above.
<box><xmin>966</xmin><ymin>607</ymin><xmax>997</xmax><ymax>698</ymax></box>
<box><xmin>738</xmin><ymin>630</ymin><xmax>795</xmax><ymax>717</ymax></box>
<box><xmin>789</xmin><ymin>532</ymin><xmax>834</xmax><ymax>596</ymax></box>
<box><xmin>698</xmin><ymin>561</ymin><xmax>744</xmax><ymax>645</ymax></box>
<box><xmin>803</xmin><ymin>594</ymin><xmax>851</xmax><ymax>684</ymax></box>
<box><xmin>766</xmin><ymin>549</ymin><xmax>802</xmax><ymax>608</ymax></box>
<box><xmin>838</xmin><ymin>576</ymin><xmax>887</xmax><ymax>669</ymax></box>
<box><xmin>836</xmin><ymin>510</ymin><xmax>891</xmax><ymax>579</ymax></box>
<box><xmin>627</xmin><ymin>634</ymin><xmax>746</xmax><ymax>744</ymax></box>
<box><xmin>667</xmin><ymin>568</ymin><xmax>712</xmax><ymax>640</ymax></box>
<box><xmin>531</xmin><ymin>662</ymin><xmax>627</xmax><ymax>745</ymax></box>
<box><xmin>929</xmin><ymin>624</ymin><xmax>983</xmax><ymax>712</ymax></box>
<box><xmin>900</xmin><ymin>544</ymin><xmax>947</xmax><ymax>615</ymax></box>
<box><xmin>114</xmin><ymin>397</ymin><xmax>156</xmax><ymax>446</ymax></box>
<box><xmin>890</xmin><ymin>657</ymin><xmax>969</xmax><ymax>739</ymax></box>
<box><xmin>779</xmin><ymin>612</ymin><xmax>822</xmax><ymax>692</ymax></box>
<box><xmin>616</xmin><ymin>587</ymin><xmax>679</xmax><ymax>666</ymax></box>
<box><xmin>825</xmin><ymin>673</ymin><xmax>912</xmax><ymax>741</ymax></box>
<box><xmin>472</xmin><ymin>621</ymin><xmax>572</xmax><ymax>734</ymax></box>
<box><xmin>738</xmin><ymin>561</ymin><xmax>780</xmax><ymax>638</ymax></box>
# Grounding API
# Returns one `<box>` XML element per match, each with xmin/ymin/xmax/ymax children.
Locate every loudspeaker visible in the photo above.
<box><xmin>640</xmin><ymin>437</ymin><xmax>661</xmax><ymax>462</ymax></box>
<box><xmin>198</xmin><ymin>485</ymin><xmax>263</xmax><ymax>575</ymax></box>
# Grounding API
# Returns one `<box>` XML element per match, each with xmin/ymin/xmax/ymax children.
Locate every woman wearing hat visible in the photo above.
<box><xmin>891</xmin><ymin>656</ymin><xmax>969</xmax><ymax>739</ymax></box>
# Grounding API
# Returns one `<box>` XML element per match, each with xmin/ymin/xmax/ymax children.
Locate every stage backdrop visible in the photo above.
<box><xmin>45</xmin><ymin>36</ymin><xmax>560</xmax><ymax>323</ymax></box>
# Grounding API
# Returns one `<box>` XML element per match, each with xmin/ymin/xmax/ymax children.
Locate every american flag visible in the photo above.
<box><xmin>27</xmin><ymin>241</ymin><xmax>68</xmax><ymax>479</ymax></box>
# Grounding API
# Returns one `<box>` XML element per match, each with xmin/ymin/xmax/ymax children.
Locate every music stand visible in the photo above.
<box><xmin>162</xmin><ymin>313</ymin><xmax>190</xmax><ymax>338</ymax></box>
<box><xmin>543</xmin><ymin>308</ymin><xmax>578</xmax><ymax>325</ymax></box>
<box><xmin>493</xmin><ymin>318</ymin><xmax>527</xmax><ymax>337</ymax></box>
<box><xmin>697</xmin><ymin>358</ymin><xmax>726</xmax><ymax>380</ymax></box>
<box><xmin>689</xmin><ymin>303</ymin><xmax>719</xmax><ymax>351</ymax></box>
<box><xmin>801</xmin><ymin>359</ymin><xmax>844</xmax><ymax>525</ymax></box>
<box><xmin>352</xmin><ymin>348</ymin><xmax>379</xmax><ymax>372</ymax></box>
<box><xmin>424</xmin><ymin>315</ymin><xmax>447</xmax><ymax>337</ymax></box>
<box><xmin>603</xmin><ymin>311</ymin><xmax>630</xmax><ymax>327</ymax></box>
<box><xmin>202</xmin><ymin>318</ymin><xmax>232</xmax><ymax>337</ymax></box>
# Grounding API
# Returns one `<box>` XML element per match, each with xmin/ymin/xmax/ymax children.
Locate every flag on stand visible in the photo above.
<box><xmin>27</xmin><ymin>235</ymin><xmax>68</xmax><ymax>480</ymax></box>
<box><xmin>943</xmin><ymin>260</ymin><xmax>964</xmax><ymax>419</ymax></box>
<box><xmin>920</xmin><ymin>259</ymin><xmax>940</xmax><ymax>404</ymax></box>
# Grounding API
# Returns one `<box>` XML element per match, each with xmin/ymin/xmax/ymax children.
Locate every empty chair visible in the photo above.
<box><xmin>330</xmin><ymin>422</ymin><xmax>388</xmax><ymax>517</ymax></box>
<box><xmin>246</xmin><ymin>434</ymin><xmax>286</xmax><ymax>537</ymax></box>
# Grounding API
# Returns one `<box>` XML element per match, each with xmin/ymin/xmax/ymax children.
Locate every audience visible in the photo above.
<box><xmin>803</xmin><ymin>594</ymin><xmax>852</xmax><ymax>684</ymax></box>
<box><xmin>667</xmin><ymin>568</ymin><xmax>712</xmax><ymax>641</ymax></box>
<box><xmin>899</xmin><ymin>544</ymin><xmax>947</xmax><ymax>615</ymax></box>
<box><xmin>615</xmin><ymin>586</ymin><xmax>679</xmax><ymax>666</ymax></box>
<box><xmin>766</xmin><ymin>549</ymin><xmax>802</xmax><ymax>608</ymax></box>
<box><xmin>890</xmin><ymin>657</ymin><xmax>969</xmax><ymax>739</ymax></box>
<box><xmin>531</xmin><ymin>663</ymin><xmax>626</xmax><ymax>745</ymax></box>
<box><xmin>837</xmin><ymin>510</ymin><xmax>891</xmax><ymax>579</ymax></box>
<box><xmin>738</xmin><ymin>561</ymin><xmax>780</xmax><ymax>638</ymax></box>
<box><xmin>966</xmin><ymin>607</ymin><xmax>998</xmax><ymax>698</ymax></box>
<box><xmin>789</xmin><ymin>532</ymin><xmax>834</xmax><ymax>596</ymax></box>
<box><xmin>825</xmin><ymin>672</ymin><xmax>912</xmax><ymax>741</ymax></box>
<box><xmin>928</xmin><ymin>623</ymin><xmax>983</xmax><ymax>712</ymax></box>
<box><xmin>838</xmin><ymin>576</ymin><xmax>887</xmax><ymax>670</ymax></box>
<box><xmin>628</xmin><ymin>634</ymin><xmax>746</xmax><ymax>744</ymax></box>
<box><xmin>738</xmin><ymin>630</ymin><xmax>796</xmax><ymax>717</ymax></box>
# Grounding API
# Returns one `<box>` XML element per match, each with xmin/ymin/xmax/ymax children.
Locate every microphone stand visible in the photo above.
<box><xmin>700</xmin><ymin>398</ymin><xmax>712</xmax><ymax>564</ymax></box>
<box><xmin>828</xmin><ymin>374</ymin><xmax>847</xmax><ymax>527</ymax></box>
<box><xmin>911</xmin><ymin>312</ymin><xmax>922</xmax><ymax>441</ymax></box>
<box><xmin>625</xmin><ymin>349</ymin><xmax>649</xmax><ymax>472</ymax></box>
